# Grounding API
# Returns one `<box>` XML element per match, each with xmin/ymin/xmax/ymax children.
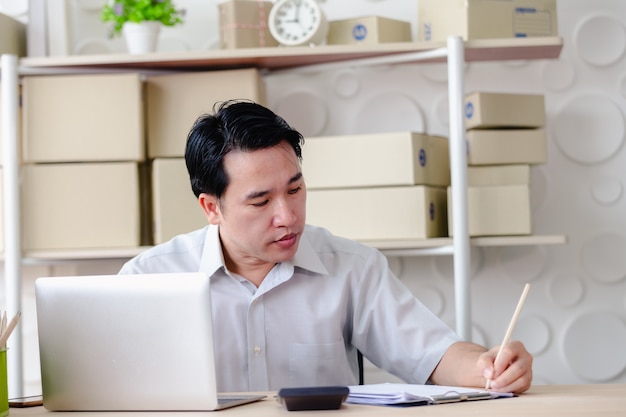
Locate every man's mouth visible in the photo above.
<box><xmin>275</xmin><ymin>233</ymin><xmax>297</xmax><ymax>248</ymax></box>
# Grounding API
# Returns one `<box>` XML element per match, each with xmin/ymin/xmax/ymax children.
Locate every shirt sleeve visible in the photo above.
<box><xmin>118</xmin><ymin>259</ymin><xmax>141</xmax><ymax>274</ymax></box>
<box><xmin>350</xmin><ymin>249</ymin><xmax>461</xmax><ymax>384</ymax></box>
<box><xmin>117</xmin><ymin>227</ymin><xmax>208</xmax><ymax>275</ymax></box>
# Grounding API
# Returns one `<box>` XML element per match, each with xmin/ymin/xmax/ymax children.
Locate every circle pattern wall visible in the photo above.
<box><xmin>267</xmin><ymin>0</ymin><xmax>626</xmax><ymax>385</ymax></box>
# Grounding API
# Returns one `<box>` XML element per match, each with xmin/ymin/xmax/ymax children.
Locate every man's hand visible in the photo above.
<box><xmin>429</xmin><ymin>340</ymin><xmax>533</xmax><ymax>394</ymax></box>
<box><xmin>479</xmin><ymin>340</ymin><xmax>533</xmax><ymax>393</ymax></box>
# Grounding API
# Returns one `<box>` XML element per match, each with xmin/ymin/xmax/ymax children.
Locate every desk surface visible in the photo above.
<box><xmin>11</xmin><ymin>384</ymin><xmax>626</xmax><ymax>416</ymax></box>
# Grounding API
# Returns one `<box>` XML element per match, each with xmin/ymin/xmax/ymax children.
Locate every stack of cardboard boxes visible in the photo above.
<box><xmin>20</xmin><ymin>68</ymin><xmax>266</xmax><ymax>252</ymax></box>
<box><xmin>304</xmin><ymin>132</ymin><xmax>450</xmax><ymax>242</ymax></box>
<box><xmin>447</xmin><ymin>92</ymin><xmax>547</xmax><ymax>236</ymax></box>
<box><xmin>22</xmin><ymin>73</ymin><xmax>146</xmax><ymax>252</ymax></box>
<box><xmin>146</xmin><ymin>68</ymin><xmax>265</xmax><ymax>244</ymax></box>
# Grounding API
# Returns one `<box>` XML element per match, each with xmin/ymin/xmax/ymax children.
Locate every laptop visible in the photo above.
<box><xmin>35</xmin><ymin>272</ymin><xmax>265</xmax><ymax>411</ymax></box>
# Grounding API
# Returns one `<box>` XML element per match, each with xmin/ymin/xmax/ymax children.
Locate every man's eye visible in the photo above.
<box><xmin>252</xmin><ymin>200</ymin><xmax>269</xmax><ymax>207</ymax></box>
<box><xmin>289</xmin><ymin>186</ymin><xmax>301</xmax><ymax>195</ymax></box>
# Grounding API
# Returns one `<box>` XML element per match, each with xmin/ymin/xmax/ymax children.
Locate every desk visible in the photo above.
<box><xmin>10</xmin><ymin>385</ymin><xmax>626</xmax><ymax>416</ymax></box>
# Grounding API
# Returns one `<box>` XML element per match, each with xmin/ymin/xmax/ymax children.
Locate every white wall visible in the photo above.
<box><xmin>1</xmin><ymin>0</ymin><xmax>626</xmax><ymax>395</ymax></box>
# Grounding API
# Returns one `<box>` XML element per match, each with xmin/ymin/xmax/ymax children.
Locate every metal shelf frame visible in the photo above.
<box><xmin>1</xmin><ymin>36</ymin><xmax>564</xmax><ymax>396</ymax></box>
<box><xmin>1</xmin><ymin>54</ymin><xmax>23</xmax><ymax>398</ymax></box>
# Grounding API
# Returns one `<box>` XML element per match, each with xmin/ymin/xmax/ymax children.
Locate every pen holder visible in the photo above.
<box><xmin>0</xmin><ymin>349</ymin><xmax>8</xmax><ymax>416</ymax></box>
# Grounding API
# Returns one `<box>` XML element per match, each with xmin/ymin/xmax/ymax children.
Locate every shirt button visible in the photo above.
<box><xmin>253</xmin><ymin>346</ymin><xmax>262</xmax><ymax>355</ymax></box>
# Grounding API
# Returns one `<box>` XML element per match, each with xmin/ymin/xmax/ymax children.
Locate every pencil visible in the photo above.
<box><xmin>0</xmin><ymin>311</ymin><xmax>22</xmax><ymax>349</ymax></box>
<box><xmin>0</xmin><ymin>312</ymin><xmax>6</xmax><ymax>337</ymax></box>
<box><xmin>485</xmin><ymin>283</ymin><xmax>531</xmax><ymax>390</ymax></box>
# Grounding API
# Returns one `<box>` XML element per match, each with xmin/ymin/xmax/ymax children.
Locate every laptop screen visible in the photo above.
<box><xmin>35</xmin><ymin>273</ymin><xmax>223</xmax><ymax>411</ymax></box>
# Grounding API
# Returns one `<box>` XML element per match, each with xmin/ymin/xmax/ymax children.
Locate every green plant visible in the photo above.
<box><xmin>101</xmin><ymin>0</ymin><xmax>184</xmax><ymax>37</ymax></box>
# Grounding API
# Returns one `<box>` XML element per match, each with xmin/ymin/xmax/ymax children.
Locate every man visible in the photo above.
<box><xmin>120</xmin><ymin>100</ymin><xmax>532</xmax><ymax>393</ymax></box>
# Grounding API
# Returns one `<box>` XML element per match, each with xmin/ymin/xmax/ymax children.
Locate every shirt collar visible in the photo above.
<box><xmin>198</xmin><ymin>224</ymin><xmax>328</xmax><ymax>278</ymax></box>
<box><xmin>199</xmin><ymin>224</ymin><xmax>226</xmax><ymax>277</ymax></box>
<box><xmin>291</xmin><ymin>229</ymin><xmax>328</xmax><ymax>276</ymax></box>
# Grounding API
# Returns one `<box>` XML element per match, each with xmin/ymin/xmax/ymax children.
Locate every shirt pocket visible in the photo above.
<box><xmin>288</xmin><ymin>340</ymin><xmax>354</xmax><ymax>386</ymax></box>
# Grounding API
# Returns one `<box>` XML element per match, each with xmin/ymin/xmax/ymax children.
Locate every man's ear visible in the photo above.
<box><xmin>198</xmin><ymin>193</ymin><xmax>221</xmax><ymax>224</ymax></box>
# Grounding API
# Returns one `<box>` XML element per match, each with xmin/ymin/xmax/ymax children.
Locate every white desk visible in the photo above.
<box><xmin>10</xmin><ymin>384</ymin><xmax>626</xmax><ymax>416</ymax></box>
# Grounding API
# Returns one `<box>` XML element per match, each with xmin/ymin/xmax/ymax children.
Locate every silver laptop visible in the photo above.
<box><xmin>35</xmin><ymin>272</ymin><xmax>265</xmax><ymax>411</ymax></box>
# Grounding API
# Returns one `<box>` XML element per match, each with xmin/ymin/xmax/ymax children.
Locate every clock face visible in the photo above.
<box><xmin>269</xmin><ymin>0</ymin><xmax>327</xmax><ymax>46</ymax></box>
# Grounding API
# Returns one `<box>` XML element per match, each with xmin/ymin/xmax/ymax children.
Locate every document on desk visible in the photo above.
<box><xmin>347</xmin><ymin>383</ymin><xmax>514</xmax><ymax>406</ymax></box>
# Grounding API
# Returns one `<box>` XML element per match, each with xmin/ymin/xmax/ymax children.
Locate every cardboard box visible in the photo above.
<box><xmin>146</xmin><ymin>69</ymin><xmax>266</xmax><ymax>158</ymax></box>
<box><xmin>219</xmin><ymin>0</ymin><xmax>278</xmax><ymax>49</ymax></box>
<box><xmin>22</xmin><ymin>162</ymin><xmax>142</xmax><ymax>250</ymax></box>
<box><xmin>152</xmin><ymin>158</ymin><xmax>207</xmax><ymax>244</ymax></box>
<box><xmin>466</xmin><ymin>129</ymin><xmax>546</xmax><ymax>165</ymax></box>
<box><xmin>467</xmin><ymin>165</ymin><xmax>530</xmax><ymax>186</ymax></box>
<box><xmin>448</xmin><ymin>185</ymin><xmax>531</xmax><ymax>236</ymax></box>
<box><xmin>0</xmin><ymin>13</ymin><xmax>26</xmax><ymax>56</ymax></box>
<box><xmin>327</xmin><ymin>16</ymin><xmax>412</xmax><ymax>45</ymax></box>
<box><xmin>465</xmin><ymin>92</ymin><xmax>545</xmax><ymax>129</ymax></box>
<box><xmin>307</xmin><ymin>186</ymin><xmax>447</xmax><ymax>241</ymax></box>
<box><xmin>304</xmin><ymin>132</ymin><xmax>450</xmax><ymax>189</ymax></box>
<box><xmin>419</xmin><ymin>0</ymin><xmax>558</xmax><ymax>42</ymax></box>
<box><xmin>22</xmin><ymin>73</ymin><xmax>144</xmax><ymax>163</ymax></box>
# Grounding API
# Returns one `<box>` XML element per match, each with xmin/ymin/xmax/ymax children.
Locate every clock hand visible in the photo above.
<box><xmin>292</xmin><ymin>0</ymin><xmax>301</xmax><ymax>23</ymax></box>
<box><xmin>283</xmin><ymin>0</ymin><xmax>301</xmax><ymax>23</ymax></box>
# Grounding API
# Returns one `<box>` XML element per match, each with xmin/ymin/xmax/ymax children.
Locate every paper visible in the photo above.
<box><xmin>347</xmin><ymin>383</ymin><xmax>513</xmax><ymax>406</ymax></box>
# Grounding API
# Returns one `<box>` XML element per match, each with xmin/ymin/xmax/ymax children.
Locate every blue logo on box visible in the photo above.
<box><xmin>352</xmin><ymin>24</ymin><xmax>367</xmax><ymax>41</ymax></box>
<box><xmin>424</xmin><ymin>23</ymin><xmax>432</xmax><ymax>41</ymax></box>
<box><xmin>419</xmin><ymin>148</ymin><xmax>426</xmax><ymax>167</ymax></box>
<box><xmin>429</xmin><ymin>202</ymin><xmax>435</xmax><ymax>221</ymax></box>
<box><xmin>465</xmin><ymin>102</ymin><xmax>474</xmax><ymax>119</ymax></box>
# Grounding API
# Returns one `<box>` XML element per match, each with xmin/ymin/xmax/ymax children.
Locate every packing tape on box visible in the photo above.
<box><xmin>220</xmin><ymin>0</ymin><xmax>272</xmax><ymax>47</ymax></box>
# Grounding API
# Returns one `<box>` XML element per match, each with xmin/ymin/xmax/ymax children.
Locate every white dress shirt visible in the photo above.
<box><xmin>119</xmin><ymin>224</ymin><xmax>460</xmax><ymax>391</ymax></box>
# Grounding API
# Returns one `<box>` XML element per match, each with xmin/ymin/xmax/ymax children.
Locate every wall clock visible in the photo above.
<box><xmin>268</xmin><ymin>0</ymin><xmax>329</xmax><ymax>46</ymax></box>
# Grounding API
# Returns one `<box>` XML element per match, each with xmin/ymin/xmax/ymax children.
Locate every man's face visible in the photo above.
<box><xmin>203</xmin><ymin>142</ymin><xmax>306</xmax><ymax>272</ymax></box>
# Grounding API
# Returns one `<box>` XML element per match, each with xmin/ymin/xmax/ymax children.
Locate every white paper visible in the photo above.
<box><xmin>347</xmin><ymin>383</ymin><xmax>513</xmax><ymax>406</ymax></box>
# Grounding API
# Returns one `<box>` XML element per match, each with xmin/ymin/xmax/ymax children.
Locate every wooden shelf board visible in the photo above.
<box><xmin>19</xmin><ymin>37</ymin><xmax>563</xmax><ymax>72</ymax></box>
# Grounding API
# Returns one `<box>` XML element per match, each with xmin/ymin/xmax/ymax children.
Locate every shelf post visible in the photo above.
<box><xmin>1</xmin><ymin>54</ymin><xmax>24</xmax><ymax>397</ymax></box>
<box><xmin>446</xmin><ymin>37</ymin><xmax>472</xmax><ymax>341</ymax></box>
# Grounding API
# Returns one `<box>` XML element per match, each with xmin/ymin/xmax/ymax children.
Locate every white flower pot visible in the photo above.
<box><xmin>122</xmin><ymin>21</ymin><xmax>161</xmax><ymax>54</ymax></box>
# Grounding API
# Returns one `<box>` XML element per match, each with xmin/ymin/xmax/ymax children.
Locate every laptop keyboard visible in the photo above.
<box><xmin>218</xmin><ymin>395</ymin><xmax>259</xmax><ymax>404</ymax></box>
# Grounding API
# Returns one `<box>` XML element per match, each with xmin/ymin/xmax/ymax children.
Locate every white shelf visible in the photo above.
<box><xmin>18</xmin><ymin>37</ymin><xmax>563</xmax><ymax>72</ymax></box>
<box><xmin>369</xmin><ymin>235</ymin><xmax>567</xmax><ymax>257</ymax></box>
<box><xmin>21</xmin><ymin>247</ymin><xmax>152</xmax><ymax>263</ymax></box>
<box><xmin>366</xmin><ymin>234</ymin><xmax>568</xmax><ymax>251</ymax></box>
<box><xmin>4</xmin><ymin>235</ymin><xmax>568</xmax><ymax>263</ymax></box>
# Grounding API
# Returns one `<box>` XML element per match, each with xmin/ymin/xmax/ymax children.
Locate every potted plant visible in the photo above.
<box><xmin>101</xmin><ymin>0</ymin><xmax>185</xmax><ymax>53</ymax></box>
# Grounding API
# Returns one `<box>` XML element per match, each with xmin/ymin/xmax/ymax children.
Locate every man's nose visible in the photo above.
<box><xmin>273</xmin><ymin>199</ymin><xmax>297</xmax><ymax>227</ymax></box>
